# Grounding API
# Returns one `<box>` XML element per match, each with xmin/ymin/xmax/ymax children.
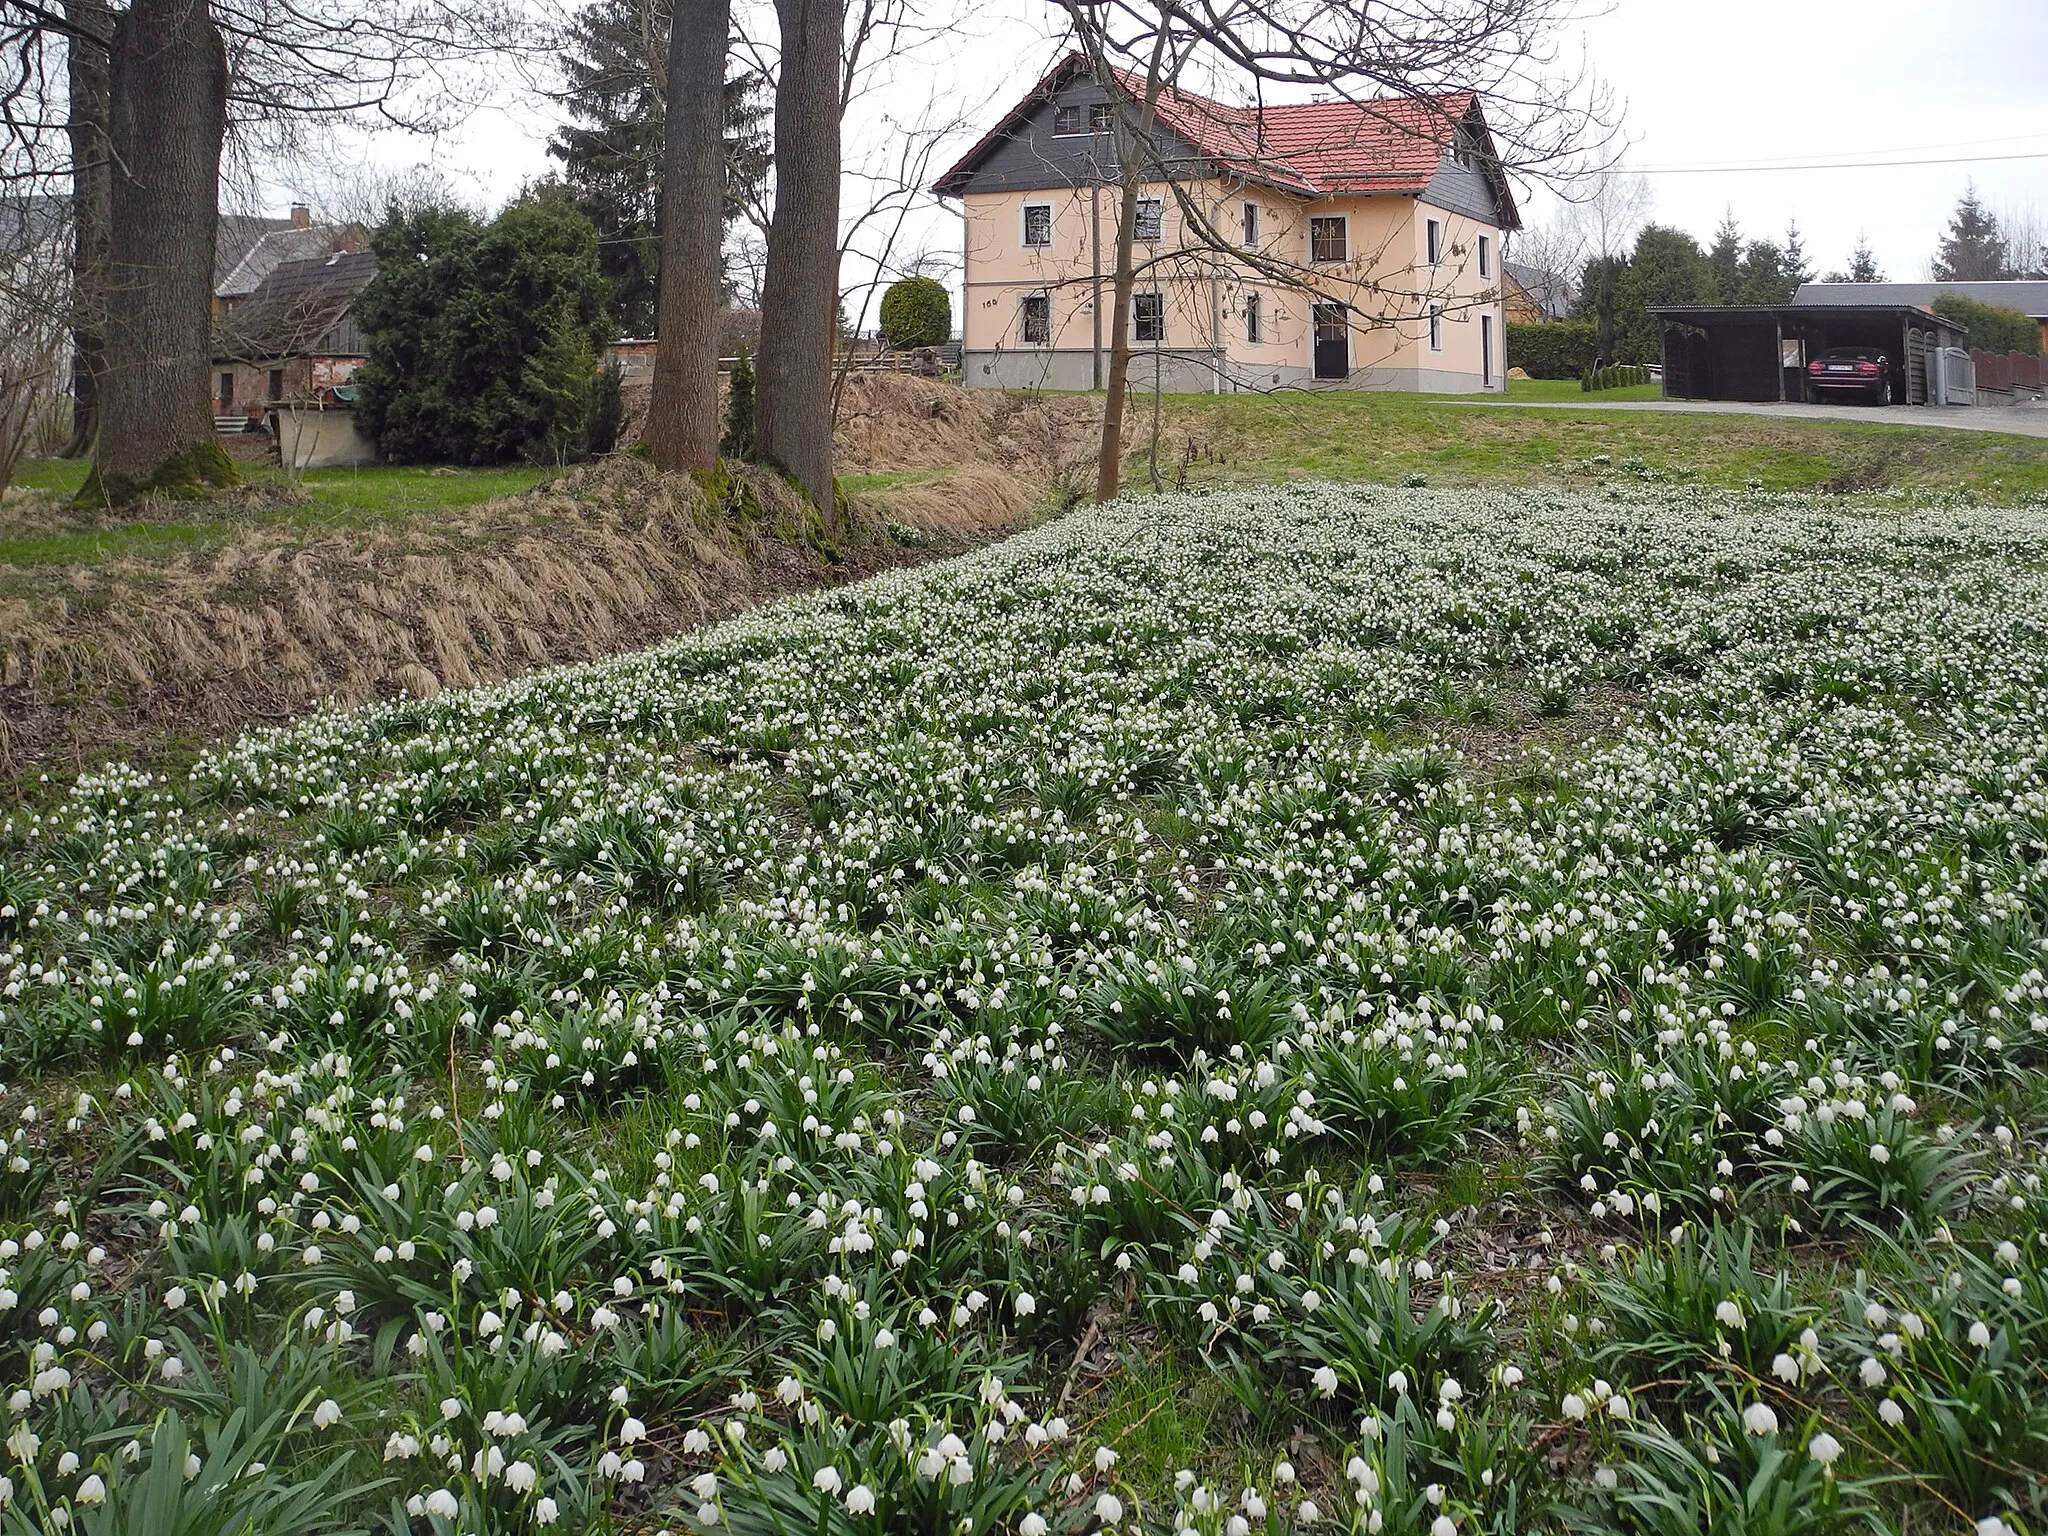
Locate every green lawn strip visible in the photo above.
<box><xmin>1158</xmin><ymin>389</ymin><xmax>2048</xmax><ymax>499</ymax></box>
<box><xmin>0</xmin><ymin>461</ymin><xmax>556</xmax><ymax>570</ymax></box>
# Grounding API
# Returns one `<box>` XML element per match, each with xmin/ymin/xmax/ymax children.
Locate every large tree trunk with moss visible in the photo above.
<box><xmin>87</xmin><ymin>0</ymin><xmax>234</xmax><ymax>502</ymax></box>
<box><xmin>751</xmin><ymin>0</ymin><xmax>842</xmax><ymax>524</ymax></box>
<box><xmin>58</xmin><ymin>0</ymin><xmax>114</xmax><ymax>460</ymax></box>
<box><xmin>643</xmin><ymin>0</ymin><xmax>730</xmax><ymax>474</ymax></box>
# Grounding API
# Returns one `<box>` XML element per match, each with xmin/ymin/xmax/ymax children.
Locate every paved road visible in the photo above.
<box><xmin>1455</xmin><ymin>397</ymin><xmax>2048</xmax><ymax>440</ymax></box>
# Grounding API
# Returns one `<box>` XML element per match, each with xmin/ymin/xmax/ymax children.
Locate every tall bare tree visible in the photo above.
<box><xmin>5</xmin><ymin>0</ymin><xmax>538</xmax><ymax>498</ymax></box>
<box><xmin>643</xmin><ymin>0</ymin><xmax>731</xmax><ymax>472</ymax></box>
<box><xmin>753</xmin><ymin>0</ymin><xmax>844</xmax><ymax>520</ymax></box>
<box><xmin>84</xmin><ymin>0</ymin><xmax>232</xmax><ymax>500</ymax></box>
<box><xmin>56</xmin><ymin>0</ymin><xmax>110</xmax><ymax>458</ymax></box>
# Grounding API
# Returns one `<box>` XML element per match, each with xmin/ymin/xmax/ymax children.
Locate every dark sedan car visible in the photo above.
<box><xmin>1805</xmin><ymin>346</ymin><xmax>1895</xmax><ymax>405</ymax></box>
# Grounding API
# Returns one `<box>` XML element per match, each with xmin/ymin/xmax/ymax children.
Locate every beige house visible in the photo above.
<box><xmin>934</xmin><ymin>56</ymin><xmax>1518</xmax><ymax>394</ymax></box>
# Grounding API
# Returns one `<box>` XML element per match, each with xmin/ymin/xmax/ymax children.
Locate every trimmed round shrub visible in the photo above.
<box><xmin>878</xmin><ymin>276</ymin><xmax>952</xmax><ymax>350</ymax></box>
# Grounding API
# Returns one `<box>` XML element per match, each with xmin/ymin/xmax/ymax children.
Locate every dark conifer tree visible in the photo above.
<box><xmin>548</xmin><ymin>0</ymin><xmax>770</xmax><ymax>336</ymax></box>
<box><xmin>1932</xmin><ymin>183</ymin><xmax>2009</xmax><ymax>281</ymax></box>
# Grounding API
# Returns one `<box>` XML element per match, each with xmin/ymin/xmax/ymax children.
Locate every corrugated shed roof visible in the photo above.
<box><xmin>935</xmin><ymin>53</ymin><xmax>1513</xmax><ymax>221</ymax></box>
<box><xmin>1796</xmin><ymin>281</ymin><xmax>2048</xmax><ymax>318</ymax></box>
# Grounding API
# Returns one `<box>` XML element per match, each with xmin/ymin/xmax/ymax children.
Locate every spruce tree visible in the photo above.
<box><xmin>1932</xmin><ymin>183</ymin><xmax>2009</xmax><ymax>281</ymax></box>
<box><xmin>1846</xmin><ymin>236</ymin><xmax>1883</xmax><ymax>283</ymax></box>
<box><xmin>1706</xmin><ymin>209</ymin><xmax>1744</xmax><ymax>304</ymax></box>
<box><xmin>548</xmin><ymin>0</ymin><xmax>770</xmax><ymax>336</ymax></box>
<box><xmin>1782</xmin><ymin>221</ymin><xmax>1812</xmax><ymax>287</ymax></box>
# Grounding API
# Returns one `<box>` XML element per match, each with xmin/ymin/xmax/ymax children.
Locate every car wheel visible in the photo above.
<box><xmin>1877</xmin><ymin>378</ymin><xmax>1893</xmax><ymax>406</ymax></box>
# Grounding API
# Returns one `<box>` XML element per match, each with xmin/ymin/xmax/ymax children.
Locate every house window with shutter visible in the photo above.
<box><xmin>1134</xmin><ymin>198</ymin><xmax>1163</xmax><ymax>243</ymax></box>
<box><xmin>1133</xmin><ymin>291</ymin><xmax>1165</xmax><ymax>342</ymax></box>
<box><xmin>1310</xmin><ymin>216</ymin><xmax>1347</xmax><ymax>263</ymax></box>
<box><xmin>1020</xmin><ymin>293</ymin><xmax>1050</xmax><ymax>344</ymax></box>
<box><xmin>1022</xmin><ymin>203</ymin><xmax>1053</xmax><ymax>248</ymax></box>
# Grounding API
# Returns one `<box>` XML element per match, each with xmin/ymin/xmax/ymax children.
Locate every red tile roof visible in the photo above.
<box><xmin>934</xmin><ymin>53</ymin><xmax>1513</xmax><ymax>223</ymax></box>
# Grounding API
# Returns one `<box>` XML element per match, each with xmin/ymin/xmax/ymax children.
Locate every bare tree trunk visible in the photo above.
<box><xmin>1089</xmin><ymin>26</ymin><xmax>1171</xmax><ymax>505</ymax></box>
<box><xmin>644</xmin><ymin>0</ymin><xmax>729</xmax><ymax>473</ymax></box>
<box><xmin>1094</xmin><ymin>160</ymin><xmax>1143</xmax><ymax>505</ymax></box>
<box><xmin>753</xmin><ymin>0</ymin><xmax>843</xmax><ymax>523</ymax></box>
<box><xmin>58</xmin><ymin>0</ymin><xmax>113</xmax><ymax>460</ymax></box>
<box><xmin>87</xmin><ymin>0</ymin><xmax>233</xmax><ymax>502</ymax></box>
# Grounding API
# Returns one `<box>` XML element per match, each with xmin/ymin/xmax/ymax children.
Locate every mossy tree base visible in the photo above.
<box><xmin>77</xmin><ymin>440</ymin><xmax>239</xmax><ymax>509</ymax></box>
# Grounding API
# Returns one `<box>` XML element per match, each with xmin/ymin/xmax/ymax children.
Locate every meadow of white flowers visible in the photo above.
<box><xmin>1</xmin><ymin>484</ymin><xmax>2045</xmax><ymax>1536</ymax></box>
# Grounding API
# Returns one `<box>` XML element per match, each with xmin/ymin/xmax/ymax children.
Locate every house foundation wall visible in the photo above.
<box><xmin>963</xmin><ymin>349</ymin><xmax>1500</xmax><ymax>395</ymax></box>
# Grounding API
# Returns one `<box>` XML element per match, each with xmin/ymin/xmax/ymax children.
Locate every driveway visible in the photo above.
<box><xmin>1456</xmin><ymin>397</ymin><xmax>2048</xmax><ymax>440</ymax></box>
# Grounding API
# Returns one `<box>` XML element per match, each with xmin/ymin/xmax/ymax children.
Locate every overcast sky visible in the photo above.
<box><xmin>273</xmin><ymin>0</ymin><xmax>2048</xmax><ymax>293</ymax></box>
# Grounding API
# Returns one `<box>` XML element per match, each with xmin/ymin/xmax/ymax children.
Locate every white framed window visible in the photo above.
<box><xmin>1428</xmin><ymin>303</ymin><xmax>1443</xmax><ymax>352</ymax></box>
<box><xmin>1427</xmin><ymin>217</ymin><xmax>1442</xmax><ymax>265</ymax></box>
<box><xmin>1133</xmin><ymin>291</ymin><xmax>1165</xmax><ymax>342</ymax></box>
<box><xmin>1244</xmin><ymin>291</ymin><xmax>1262</xmax><ymax>344</ymax></box>
<box><xmin>1022</xmin><ymin>203</ymin><xmax>1053</xmax><ymax>248</ymax></box>
<box><xmin>1241</xmin><ymin>201</ymin><xmax>1259</xmax><ymax>247</ymax></box>
<box><xmin>1309</xmin><ymin>215</ymin><xmax>1346</xmax><ymax>263</ymax></box>
<box><xmin>1477</xmin><ymin>233</ymin><xmax>1490</xmax><ymax>279</ymax></box>
<box><xmin>1053</xmin><ymin>101</ymin><xmax>1114</xmax><ymax>136</ymax></box>
<box><xmin>1134</xmin><ymin>198</ymin><xmax>1163</xmax><ymax>243</ymax></box>
<box><xmin>1481</xmin><ymin>312</ymin><xmax>1493</xmax><ymax>384</ymax></box>
<box><xmin>1020</xmin><ymin>293</ymin><xmax>1050</xmax><ymax>344</ymax></box>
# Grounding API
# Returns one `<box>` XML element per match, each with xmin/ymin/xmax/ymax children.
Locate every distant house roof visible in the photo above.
<box><xmin>215</xmin><ymin>213</ymin><xmax>301</xmax><ymax>291</ymax></box>
<box><xmin>0</xmin><ymin>193</ymin><xmax>67</xmax><ymax>256</ymax></box>
<box><xmin>933</xmin><ymin>53</ymin><xmax>1517</xmax><ymax>225</ymax></box>
<box><xmin>217</xmin><ymin>250</ymin><xmax>379</xmax><ymax>361</ymax></box>
<box><xmin>1795</xmin><ymin>281</ymin><xmax>2048</xmax><ymax>319</ymax></box>
<box><xmin>217</xmin><ymin>223</ymin><xmax>347</xmax><ymax>301</ymax></box>
<box><xmin>1503</xmin><ymin>259</ymin><xmax>1573</xmax><ymax>320</ymax></box>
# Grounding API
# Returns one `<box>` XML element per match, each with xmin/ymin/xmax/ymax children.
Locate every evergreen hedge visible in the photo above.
<box><xmin>1507</xmin><ymin>321</ymin><xmax>1597</xmax><ymax>380</ymax></box>
<box><xmin>353</xmin><ymin>199</ymin><xmax>616</xmax><ymax>466</ymax></box>
<box><xmin>1931</xmin><ymin>294</ymin><xmax>2041</xmax><ymax>355</ymax></box>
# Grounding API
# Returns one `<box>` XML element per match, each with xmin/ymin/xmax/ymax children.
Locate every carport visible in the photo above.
<box><xmin>1647</xmin><ymin>303</ymin><xmax>1969</xmax><ymax>405</ymax></box>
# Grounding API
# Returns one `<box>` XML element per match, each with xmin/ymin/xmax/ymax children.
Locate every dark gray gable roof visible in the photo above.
<box><xmin>1421</xmin><ymin>155</ymin><xmax>1503</xmax><ymax>228</ymax></box>
<box><xmin>1795</xmin><ymin>280</ymin><xmax>2048</xmax><ymax>318</ymax></box>
<box><xmin>934</xmin><ymin>58</ymin><xmax>1212</xmax><ymax>195</ymax></box>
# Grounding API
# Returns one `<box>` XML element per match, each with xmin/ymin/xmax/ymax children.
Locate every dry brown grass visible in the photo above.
<box><xmin>0</xmin><ymin>423</ymin><xmax>1070</xmax><ymax>784</ymax></box>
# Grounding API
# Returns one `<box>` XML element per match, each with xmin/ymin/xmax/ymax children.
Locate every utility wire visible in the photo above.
<box><xmin>1603</xmin><ymin>148</ymin><xmax>2048</xmax><ymax>176</ymax></box>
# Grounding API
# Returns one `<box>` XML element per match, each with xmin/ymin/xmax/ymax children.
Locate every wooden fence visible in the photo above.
<box><xmin>1970</xmin><ymin>350</ymin><xmax>2044</xmax><ymax>394</ymax></box>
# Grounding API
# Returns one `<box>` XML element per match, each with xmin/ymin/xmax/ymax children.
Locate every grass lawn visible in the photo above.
<box><xmin>2</xmin><ymin>482</ymin><xmax>2045</xmax><ymax>1534</ymax></box>
<box><xmin>1504</xmin><ymin>376</ymin><xmax>1663</xmax><ymax>403</ymax></box>
<box><xmin>0</xmin><ymin>459</ymin><xmax>556</xmax><ymax>568</ymax></box>
<box><xmin>1158</xmin><ymin>384</ymin><xmax>2048</xmax><ymax>499</ymax></box>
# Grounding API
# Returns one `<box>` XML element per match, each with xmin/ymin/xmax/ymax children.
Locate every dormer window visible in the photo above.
<box><xmin>1053</xmin><ymin>101</ymin><xmax>1115</xmax><ymax>137</ymax></box>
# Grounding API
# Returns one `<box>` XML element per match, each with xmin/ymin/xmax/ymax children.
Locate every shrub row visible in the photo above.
<box><xmin>1583</xmin><ymin>363</ymin><xmax>1651</xmax><ymax>392</ymax></box>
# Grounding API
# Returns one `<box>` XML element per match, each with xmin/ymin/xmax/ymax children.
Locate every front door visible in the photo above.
<box><xmin>1312</xmin><ymin>303</ymin><xmax>1349</xmax><ymax>380</ymax></box>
